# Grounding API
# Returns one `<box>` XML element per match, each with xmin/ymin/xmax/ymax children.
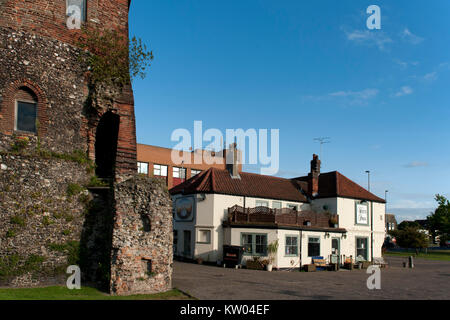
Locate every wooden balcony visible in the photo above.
<box><xmin>226</xmin><ymin>205</ymin><xmax>340</xmax><ymax>229</ymax></box>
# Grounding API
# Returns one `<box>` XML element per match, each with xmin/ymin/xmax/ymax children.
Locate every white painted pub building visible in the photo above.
<box><xmin>170</xmin><ymin>154</ymin><xmax>386</xmax><ymax>269</ymax></box>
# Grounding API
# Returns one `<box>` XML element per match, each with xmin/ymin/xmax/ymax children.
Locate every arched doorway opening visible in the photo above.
<box><xmin>95</xmin><ymin>111</ymin><xmax>120</xmax><ymax>179</ymax></box>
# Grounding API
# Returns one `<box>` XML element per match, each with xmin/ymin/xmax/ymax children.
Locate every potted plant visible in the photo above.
<box><xmin>266</xmin><ymin>240</ymin><xmax>279</xmax><ymax>272</ymax></box>
<box><xmin>329</xmin><ymin>216</ymin><xmax>338</xmax><ymax>228</ymax></box>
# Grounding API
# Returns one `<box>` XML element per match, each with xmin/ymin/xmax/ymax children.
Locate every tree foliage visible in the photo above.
<box><xmin>427</xmin><ymin>194</ymin><xmax>450</xmax><ymax>245</ymax></box>
<box><xmin>77</xmin><ymin>28</ymin><xmax>154</xmax><ymax>88</ymax></box>
<box><xmin>390</xmin><ymin>226</ymin><xmax>429</xmax><ymax>250</ymax></box>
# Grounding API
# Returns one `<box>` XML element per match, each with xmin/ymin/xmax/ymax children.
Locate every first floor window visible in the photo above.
<box><xmin>191</xmin><ymin>169</ymin><xmax>202</xmax><ymax>177</ymax></box>
<box><xmin>285</xmin><ymin>236</ymin><xmax>298</xmax><ymax>256</ymax></box>
<box><xmin>272</xmin><ymin>201</ymin><xmax>282</xmax><ymax>209</ymax></box>
<box><xmin>308</xmin><ymin>237</ymin><xmax>320</xmax><ymax>257</ymax></box>
<box><xmin>16</xmin><ymin>101</ymin><xmax>37</xmax><ymax>133</ymax></box>
<box><xmin>356</xmin><ymin>238</ymin><xmax>368</xmax><ymax>260</ymax></box>
<box><xmin>154</xmin><ymin>164</ymin><xmax>168</xmax><ymax>177</ymax></box>
<box><xmin>137</xmin><ymin>162</ymin><xmax>149</xmax><ymax>175</ymax></box>
<box><xmin>173</xmin><ymin>167</ymin><xmax>186</xmax><ymax>179</ymax></box>
<box><xmin>241</xmin><ymin>233</ymin><xmax>267</xmax><ymax>256</ymax></box>
<box><xmin>255</xmin><ymin>200</ymin><xmax>269</xmax><ymax>207</ymax></box>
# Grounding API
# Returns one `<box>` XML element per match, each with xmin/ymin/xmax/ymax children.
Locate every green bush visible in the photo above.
<box><xmin>66</xmin><ymin>183</ymin><xmax>85</xmax><ymax>197</ymax></box>
<box><xmin>0</xmin><ymin>254</ymin><xmax>46</xmax><ymax>281</ymax></box>
<box><xmin>10</xmin><ymin>215</ymin><xmax>26</xmax><ymax>227</ymax></box>
<box><xmin>6</xmin><ymin>229</ymin><xmax>16</xmax><ymax>238</ymax></box>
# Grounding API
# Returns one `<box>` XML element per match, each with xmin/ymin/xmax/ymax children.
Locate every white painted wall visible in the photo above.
<box><xmin>173</xmin><ymin>192</ymin><xmax>386</xmax><ymax>266</ymax></box>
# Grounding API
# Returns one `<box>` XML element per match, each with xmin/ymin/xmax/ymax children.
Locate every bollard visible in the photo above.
<box><xmin>408</xmin><ymin>256</ymin><xmax>414</xmax><ymax>268</ymax></box>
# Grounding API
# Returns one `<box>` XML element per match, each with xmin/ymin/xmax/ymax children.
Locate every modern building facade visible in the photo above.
<box><xmin>137</xmin><ymin>143</ymin><xmax>242</xmax><ymax>188</ymax></box>
<box><xmin>170</xmin><ymin>154</ymin><xmax>386</xmax><ymax>269</ymax></box>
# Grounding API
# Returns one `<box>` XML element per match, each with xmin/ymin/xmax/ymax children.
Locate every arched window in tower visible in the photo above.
<box><xmin>15</xmin><ymin>87</ymin><xmax>38</xmax><ymax>133</ymax></box>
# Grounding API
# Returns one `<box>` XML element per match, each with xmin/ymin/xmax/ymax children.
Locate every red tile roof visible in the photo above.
<box><xmin>170</xmin><ymin>168</ymin><xmax>385</xmax><ymax>203</ymax></box>
<box><xmin>170</xmin><ymin>168</ymin><xmax>308</xmax><ymax>202</ymax></box>
<box><xmin>295</xmin><ymin>171</ymin><xmax>386</xmax><ymax>203</ymax></box>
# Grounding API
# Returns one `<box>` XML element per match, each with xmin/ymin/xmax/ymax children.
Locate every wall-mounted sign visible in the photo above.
<box><xmin>174</xmin><ymin>196</ymin><xmax>195</xmax><ymax>222</ymax></box>
<box><xmin>355</xmin><ymin>203</ymin><xmax>369</xmax><ymax>225</ymax></box>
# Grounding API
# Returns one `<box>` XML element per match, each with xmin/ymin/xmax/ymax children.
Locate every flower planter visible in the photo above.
<box><xmin>246</xmin><ymin>260</ymin><xmax>265</xmax><ymax>270</ymax></box>
<box><xmin>266</xmin><ymin>264</ymin><xmax>273</xmax><ymax>272</ymax></box>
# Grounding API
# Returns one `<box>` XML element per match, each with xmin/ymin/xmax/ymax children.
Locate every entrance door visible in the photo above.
<box><xmin>183</xmin><ymin>230</ymin><xmax>191</xmax><ymax>258</ymax></box>
<box><xmin>331</xmin><ymin>238</ymin><xmax>340</xmax><ymax>264</ymax></box>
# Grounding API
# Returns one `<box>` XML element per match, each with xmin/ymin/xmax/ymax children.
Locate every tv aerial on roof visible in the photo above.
<box><xmin>313</xmin><ymin>137</ymin><xmax>331</xmax><ymax>164</ymax></box>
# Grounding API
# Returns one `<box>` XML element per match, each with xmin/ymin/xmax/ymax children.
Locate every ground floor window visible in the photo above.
<box><xmin>285</xmin><ymin>235</ymin><xmax>298</xmax><ymax>256</ymax></box>
<box><xmin>308</xmin><ymin>236</ymin><xmax>320</xmax><ymax>257</ymax></box>
<box><xmin>197</xmin><ymin>229</ymin><xmax>211</xmax><ymax>244</ymax></box>
<box><xmin>241</xmin><ymin>233</ymin><xmax>267</xmax><ymax>256</ymax></box>
<box><xmin>356</xmin><ymin>237</ymin><xmax>368</xmax><ymax>260</ymax></box>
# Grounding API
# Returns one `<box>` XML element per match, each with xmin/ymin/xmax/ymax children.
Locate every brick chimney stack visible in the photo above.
<box><xmin>308</xmin><ymin>154</ymin><xmax>321</xmax><ymax>197</ymax></box>
<box><xmin>226</xmin><ymin>142</ymin><xmax>240</xmax><ymax>179</ymax></box>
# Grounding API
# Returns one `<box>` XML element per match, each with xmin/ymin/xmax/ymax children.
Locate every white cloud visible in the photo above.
<box><xmin>401</xmin><ymin>28</ymin><xmax>424</xmax><ymax>45</ymax></box>
<box><xmin>423</xmin><ymin>72</ymin><xmax>438</xmax><ymax>81</ymax></box>
<box><xmin>394</xmin><ymin>86</ymin><xmax>413</xmax><ymax>97</ymax></box>
<box><xmin>329</xmin><ymin>88</ymin><xmax>379</xmax><ymax>99</ymax></box>
<box><xmin>394</xmin><ymin>60</ymin><xmax>419</xmax><ymax>68</ymax></box>
<box><xmin>403</xmin><ymin>161</ymin><xmax>428</xmax><ymax>168</ymax></box>
<box><xmin>328</xmin><ymin>88</ymin><xmax>379</xmax><ymax>106</ymax></box>
<box><xmin>345</xmin><ymin>29</ymin><xmax>393</xmax><ymax>51</ymax></box>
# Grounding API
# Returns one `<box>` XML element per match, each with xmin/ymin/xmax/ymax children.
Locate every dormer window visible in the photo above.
<box><xmin>67</xmin><ymin>0</ymin><xmax>87</xmax><ymax>23</ymax></box>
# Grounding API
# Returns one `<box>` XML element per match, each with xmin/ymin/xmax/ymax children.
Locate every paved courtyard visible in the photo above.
<box><xmin>173</xmin><ymin>257</ymin><xmax>450</xmax><ymax>300</ymax></box>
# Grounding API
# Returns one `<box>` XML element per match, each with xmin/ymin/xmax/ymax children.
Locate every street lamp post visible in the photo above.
<box><xmin>385</xmin><ymin>190</ymin><xmax>388</xmax><ymax>214</ymax></box>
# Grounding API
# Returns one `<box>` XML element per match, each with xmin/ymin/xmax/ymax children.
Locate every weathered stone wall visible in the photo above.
<box><xmin>110</xmin><ymin>176</ymin><xmax>173</xmax><ymax>295</ymax></box>
<box><xmin>0</xmin><ymin>27</ymin><xmax>88</xmax><ymax>154</ymax></box>
<box><xmin>0</xmin><ymin>150</ymin><xmax>91</xmax><ymax>287</ymax></box>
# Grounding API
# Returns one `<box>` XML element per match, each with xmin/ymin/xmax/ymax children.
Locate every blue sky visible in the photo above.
<box><xmin>129</xmin><ymin>1</ymin><xmax>450</xmax><ymax>222</ymax></box>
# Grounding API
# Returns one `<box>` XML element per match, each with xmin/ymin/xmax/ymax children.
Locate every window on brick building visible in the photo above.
<box><xmin>66</xmin><ymin>0</ymin><xmax>87</xmax><ymax>22</ymax></box>
<box><xmin>173</xmin><ymin>167</ymin><xmax>186</xmax><ymax>179</ymax></box>
<box><xmin>15</xmin><ymin>87</ymin><xmax>38</xmax><ymax>133</ymax></box>
<box><xmin>154</xmin><ymin>164</ymin><xmax>168</xmax><ymax>177</ymax></box>
<box><xmin>137</xmin><ymin>162</ymin><xmax>149</xmax><ymax>175</ymax></box>
<box><xmin>191</xmin><ymin>169</ymin><xmax>202</xmax><ymax>177</ymax></box>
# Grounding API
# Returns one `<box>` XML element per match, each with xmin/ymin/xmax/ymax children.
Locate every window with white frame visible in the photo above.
<box><xmin>272</xmin><ymin>201</ymin><xmax>282</xmax><ymax>209</ymax></box>
<box><xmin>173</xmin><ymin>167</ymin><xmax>186</xmax><ymax>179</ymax></box>
<box><xmin>137</xmin><ymin>162</ymin><xmax>149</xmax><ymax>175</ymax></box>
<box><xmin>285</xmin><ymin>235</ymin><xmax>298</xmax><ymax>256</ymax></box>
<box><xmin>153</xmin><ymin>164</ymin><xmax>168</xmax><ymax>177</ymax></box>
<box><xmin>241</xmin><ymin>233</ymin><xmax>267</xmax><ymax>256</ymax></box>
<box><xmin>308</xmin><ymin>236</ymin><xmax>320</xmax><ymax>257</ymax></box>
<box><xmin>191</xmin><ymin>169</ymin><xmax>202</xmax><ymax>177</ymax></box>
<box><xmin>197</xmin><ymin>229</ymin><xmax>211</xmax><ymax>244</ymax></box>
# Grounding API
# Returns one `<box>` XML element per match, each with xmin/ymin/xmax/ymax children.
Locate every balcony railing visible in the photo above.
<box><xmin>227</xmin><ymin>205</ymin><xmax>339</xmax><ymax>228</ymax></box>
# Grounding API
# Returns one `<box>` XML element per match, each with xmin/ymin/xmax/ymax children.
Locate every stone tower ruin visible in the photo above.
<box><xmin>0</xmin><ymin>0</ymin><xmax>172</xmax><ymax>295</ymax></box>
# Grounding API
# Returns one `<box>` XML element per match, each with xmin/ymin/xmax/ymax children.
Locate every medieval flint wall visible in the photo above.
<box><xmin>111</xmin><ymin>176</ymin><xmax>173</xmax><ymax>295</ymax></box>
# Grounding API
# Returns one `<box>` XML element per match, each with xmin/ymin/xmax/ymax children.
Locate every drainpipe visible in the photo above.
<box><xmin>299</xmin><ymin>230</ymin><xmax>303</xmax><ymax>270</ymax></box>
<box><xmin>371</xmin><ymin>201</ymin><xmax>374</xmax><ymax>262</ymax></box>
